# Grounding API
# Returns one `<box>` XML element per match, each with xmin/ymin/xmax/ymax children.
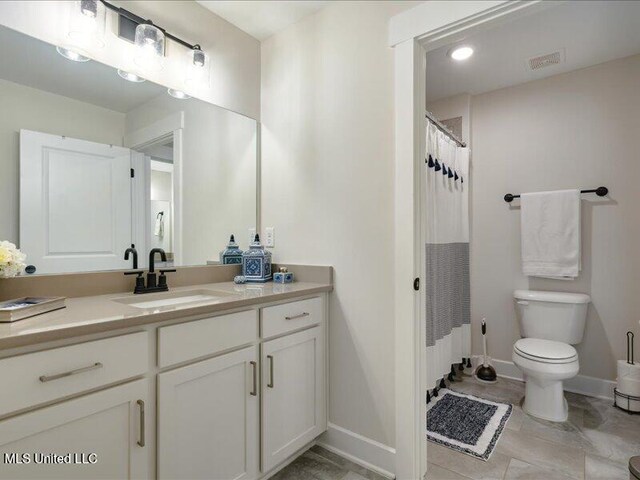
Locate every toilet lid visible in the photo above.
<box><xmin>514</xmin><ymin>338</ymin><xmax>578</xmax><ymax>364</ymax></box>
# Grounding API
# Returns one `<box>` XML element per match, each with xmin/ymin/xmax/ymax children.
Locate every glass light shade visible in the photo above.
<box><xmin>134</xmin><ymin>24</ymin><xmax>165</xmax><ymax>72</ymax></box>
<box><xmin>64</xmin><ymin>0</ymin><xmax>106</xmax><ymax>52</ymax></box>
<box><xmin>118</xmin><ymin>69</ymin><xmax>146</xmax><ymax>83</ymax></box>
<box><xmin>56</xmin><ymin>46</ymin><xmax>90</xmax><ymax>62</ymax></box>
<box><xmin>184</xmin><ymin>47</ymin><xmax>210</xmax><ymax>88</ymax></box>
<box><xmin>168</xmin><ymin>88</ymin><xmax>191</xmax><ymax>100</ymax></box>
<box><xmin>449</xmin><ymin>46</ymin><xmax>474</xmax><ymax>61</ymax></box>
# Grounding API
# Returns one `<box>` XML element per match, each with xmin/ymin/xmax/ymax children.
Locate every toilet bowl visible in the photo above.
<box><xmin>513</xmin><ymin>338</ymin><xmax>579</xmax><ymax>422</ymax></box>
<box><xmin>513</xmin><ymin>290</ymin><xmax>590</xmax><ymax>423</ymax></box>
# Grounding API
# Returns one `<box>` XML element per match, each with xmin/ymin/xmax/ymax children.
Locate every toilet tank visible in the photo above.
<box><xmin>513</xmin><ymin>290</ymin><xmax>590</xmax><ymax>344</ymax></box>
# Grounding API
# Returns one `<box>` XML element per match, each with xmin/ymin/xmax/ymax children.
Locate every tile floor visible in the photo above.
<box><xmin>427</xmin><ymin>374</ymin><xmax>639</xmax><ymax>480</ymax></box>
<box><xmin>275</xmin><ymin>375</ymin><xmax>639</xmax><ymax>480</ymax></box>
<box><xmin>272</xmin><ymin>445</ymin><xmax>388</xmax><ymax>480</ymax></box>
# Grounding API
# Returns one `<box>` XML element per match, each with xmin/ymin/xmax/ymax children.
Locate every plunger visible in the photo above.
<box><xmin>474</xmin><ymin>317</ymin><xmax>497</xmax><ymax>383</ymax></box>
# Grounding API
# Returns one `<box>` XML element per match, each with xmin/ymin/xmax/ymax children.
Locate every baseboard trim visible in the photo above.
<box><xmin>316</xmin><ymin>423</ymin><xmax>396</xmax><ymax>479</ymax></box>
<box><xmin>472</xmin><ymin>355</ymin><xmax>615</xmax><ymax>401</ymax></box>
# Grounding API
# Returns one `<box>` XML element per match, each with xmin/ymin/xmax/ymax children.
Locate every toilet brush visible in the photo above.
<box><xmin>475</xmin><ymin>318</ymin><xmax>497</xmax><ymax>384</ymax></box>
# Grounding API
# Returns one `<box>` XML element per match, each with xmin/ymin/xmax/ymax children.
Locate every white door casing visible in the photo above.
<box><xmin>20</xmin><ymin>129</ymin><xmax>132</xmax><ymax>274</ymax></box>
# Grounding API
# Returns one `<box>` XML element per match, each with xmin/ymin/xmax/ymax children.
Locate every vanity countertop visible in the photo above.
<box><xmin>0</xmin><ymin>281</ymin><xmax>332</xmax><ymax>350</ymax></box>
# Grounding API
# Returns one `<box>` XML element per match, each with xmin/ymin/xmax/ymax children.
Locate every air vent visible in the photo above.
<box><xmin>527</xmin><ymin>50</ymin><xmax>564</xmax><ymax>71</ymax></box>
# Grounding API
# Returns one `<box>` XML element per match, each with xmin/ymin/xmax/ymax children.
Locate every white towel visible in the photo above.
<box><xmin>521</xmin><ymin>189</ymin><xmax>581</xmax><ymax>279</ymax></box>
<box><xmin>154</xmin><ymin>213</ymin><xmax>164</xmax><ymax>238</ymax></box>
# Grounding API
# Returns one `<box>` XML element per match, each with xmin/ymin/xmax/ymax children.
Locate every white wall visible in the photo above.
<box><xmin>0</xmin><ymin>1</ymin><xmax>260</xmax><ymax>119</ymax></box>
<box><xmin>0</xmin><ymin>78</ymin><xmax>125</xmax><ymax>245</ymax></box>
<box><xmin>470</xmin><ymin>54</ymin><xmax>640</xmax><ymax>380</ymax></box>
<box><xmin>427</xmin><ymin>93</ymin><xmax>471</xmax><ymax>144</ymax></box>
<box><xmin>126</xmin><ymin>94</ymin><xmax>257</xmax><ymax>266</ymax></box>
<box><xmin>261</xmin><ymin>1</ymin><xmax>420</xmax><ymax>451</ymax></box>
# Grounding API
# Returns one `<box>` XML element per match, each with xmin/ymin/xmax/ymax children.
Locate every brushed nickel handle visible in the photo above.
<box><xmin>285</xmin><ymin>312</ymin><xmax>310</xmax><ymax>320</ymax></box>
<box><xmin>267</xmin><ymin>355</ymin><xmax>274</xmax><ymax>388</ymax></box>
<box><xmin>250</xmin><ymin>361</ymin><xmax>257</xmax><ymax>396</ymax></box>
<box><xmin>137</xmin><ymin>400</ymin><xmax>145</xmax><ymax>447</ymax></box>
<box><xmin>39</xmin><ymin>362</ymin><xmax>103</xmax><ymax>383</ymax></box>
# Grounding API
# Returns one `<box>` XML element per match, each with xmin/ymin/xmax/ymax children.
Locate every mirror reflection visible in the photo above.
<box><xmin>0</xmin><ymin>25</ymin><xmax>257</xmax><ymax>275</ymax></box>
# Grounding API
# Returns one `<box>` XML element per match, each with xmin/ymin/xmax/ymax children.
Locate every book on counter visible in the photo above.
<box><xmin>0</xmin><ymin>297</ymin><xmax>66</xmax><ymax>322</ymax></box>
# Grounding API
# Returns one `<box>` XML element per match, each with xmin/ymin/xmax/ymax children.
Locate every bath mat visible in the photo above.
<box><xmin>427</xmin><ymin>389</ymin><xmax>512</xmax><ymax>461</ymax></box>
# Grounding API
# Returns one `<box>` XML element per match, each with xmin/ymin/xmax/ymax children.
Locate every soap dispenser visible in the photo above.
<box><xmin>220</xmin><ymin>234</ymin><xmax>243</xmax><ymax>265</ymax></box>
<box><xmin>242</xmin><ymin>234</ymin><xmax>272</xmax><ymax>282</ymax></box>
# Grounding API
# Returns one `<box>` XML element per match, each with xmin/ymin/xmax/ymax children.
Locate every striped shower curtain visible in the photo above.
<box><xmin>423</xmin><ymin>120</ymin><xmax>471</xmax><ymax>393</ymax></box>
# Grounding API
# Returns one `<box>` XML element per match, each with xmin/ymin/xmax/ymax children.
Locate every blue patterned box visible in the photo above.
<box><xmin>273</xmin><ymin>272</ymin><xmax>294</xmax><ymax>284</ymax></box>
<box><xmin>242</xmin><ymin>234</ymin><xmax>272</xmax><ymax>283</ymax></box>
<box><xmin>220</xmin><ymin>235</ymin><xmax>243</xmax><ymax>265</ymax></box>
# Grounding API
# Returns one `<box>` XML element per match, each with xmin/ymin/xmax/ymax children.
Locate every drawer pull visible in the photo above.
<box><xmin>285</xmin><ymin>312</ymin><xmax>310</xmax><ymax>321</ymax></box>
<box><xmin>39</xmin><ymin>362</ymin><xmax>103</xmax><ymax>383</ymax></box>
<box><xmin>267</xmin><ymin>355</ymin><xmax>274</xmax><ymax>388</ymax></box>
<box><xmin>137</xmin><ymin>399</ymin><xmax>145</xmax><ymax>447</ymax></box>
<box><xmin>250</xmin><ymin>361</ymin><xmax>257</xmax><ymax>396</ymax></box>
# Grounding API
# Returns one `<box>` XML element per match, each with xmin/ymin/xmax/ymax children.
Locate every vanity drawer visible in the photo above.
<box><xmin>261</xmin><ymin>297</ymin><xmax>323</xmax><ymax>339</ymax></box>
<box><xmin>0</xmin><ymin>332</ymin><xmax>147</xmax><ymax>417</ymax></box>
<box><xmin>158</xmin><ymin>310</ymin><xmax>258</xmax><ymax>368</ymax></box>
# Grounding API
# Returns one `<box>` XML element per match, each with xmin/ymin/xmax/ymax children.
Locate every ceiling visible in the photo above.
<box><xmin>0</xmin><ymin>25</ymin><xmax>165</xmax><ymax>114</ymax></box>
<box><xmin>197</xmin><ymin>1</ymin><xmax>329</xmax><ymax>41</ymax></box>
<box><xmin>426</xmin><ymin>1</ymin><xmax>640</xmax><ymax>103</ymax></box>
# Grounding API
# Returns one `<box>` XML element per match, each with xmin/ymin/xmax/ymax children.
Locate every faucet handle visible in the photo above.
<box><xmin>158</xmin><ymin>269</ymin><xmax>176</xmax><ymax>288</ymax></box>
<box><xmin>160</xmin><ymin>269</ymin><xmax>176</xmax><ymax>274</ymax></box>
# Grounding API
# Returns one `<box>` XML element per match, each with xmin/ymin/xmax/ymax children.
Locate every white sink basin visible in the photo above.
<box><xmin>113</xmin><ymin>289</ymin><xmax>234</xmax><ymax>310</ymax></box>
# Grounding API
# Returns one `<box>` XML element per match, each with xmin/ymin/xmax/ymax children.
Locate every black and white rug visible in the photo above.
<box><xmin>427</xmin><ymin>389</ymin><xmax>512</xmax><ymax>461</ymax></box>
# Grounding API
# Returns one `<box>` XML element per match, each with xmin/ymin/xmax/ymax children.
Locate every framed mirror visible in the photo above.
<box><xmin>0</xmin><ymin>24</ymin><xmax>258</xmax><ymax>275</ymax></box>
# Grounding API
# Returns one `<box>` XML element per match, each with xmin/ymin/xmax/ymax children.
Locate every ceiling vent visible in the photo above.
<box><xmin>526</xmin><ymin>50</ymin><xmax>564</xmax><ymax>71</ymax></box>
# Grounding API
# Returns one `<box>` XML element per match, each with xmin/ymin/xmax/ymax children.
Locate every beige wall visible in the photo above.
<box><xmin>261</xmin><ymin>1</ymin><xmax>420</xmax><ymax>448</ymax></box>
<box><xmin>0</xmin><ymin>78</ymin><xmax>125</xmax><ymax>245</ymax></box>
<box><xmin>469</xmin><ymin>54</ymin><xmax>640</xmax><ymax>380</ymax></box>
<box><xmin>0</xmin><ymin>1</ymin><xmax>260</xmax><ymax>119</ymax></box>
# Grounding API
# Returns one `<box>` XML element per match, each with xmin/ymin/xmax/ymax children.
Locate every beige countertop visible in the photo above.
<box><xmin>0</xmin><ymin>281</ymin><xmax>332</xmax><ymax>350</ymax></box>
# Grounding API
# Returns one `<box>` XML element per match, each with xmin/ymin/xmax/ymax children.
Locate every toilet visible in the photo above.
<box><xmin>512</xmin><ymin>290</ymin><xmax>590</xmax><ymax>422</ymax></box>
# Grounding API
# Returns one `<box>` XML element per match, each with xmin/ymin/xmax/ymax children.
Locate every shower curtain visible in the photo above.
<box><xmin>423</xmin><ymin>120</ymin><xmax>471</xmax><ymax>393</ymax></box>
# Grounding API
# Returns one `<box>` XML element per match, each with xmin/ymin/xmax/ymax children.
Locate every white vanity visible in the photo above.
<box><xmin>0</xmin><ymin>280</ymin><xmax>330</xmax><ymax>480</ymax></box>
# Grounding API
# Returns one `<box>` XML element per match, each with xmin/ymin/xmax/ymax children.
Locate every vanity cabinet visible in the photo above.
<box><xmin>0</xmin><ymin>379</ymin><xmax>150</xmax><ymax>480</ymax></box>
<box><xmin>261</xmin><ymin>326</ymin><xmax>325</xmax><ymax>472</ymax></box>
<box><xmin>157</xmin><ymin>346</ymin><xmax>259</xmax><ymax>480</ymax></box>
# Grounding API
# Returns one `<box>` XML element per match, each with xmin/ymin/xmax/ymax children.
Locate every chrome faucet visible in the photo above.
<box><xmin>124</xmin><ymin>248</ymin><xmax>175</xmax><ymax>294</ymax></box>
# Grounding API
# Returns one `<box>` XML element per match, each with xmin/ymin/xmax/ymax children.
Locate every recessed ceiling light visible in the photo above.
<box><xmin>449</xmin><ymin>46</ymin><xmax>474</xmax><ymax>61</ymax></box>
<box><xmin>167</xmin><ymin>88</ymin><xmax>190</xmax><ymax>100</ymax></box>
<box><xmin>56</xmin><ymin>46</ymin><xmax>90</xmax><ymax>63</ymax></box>
<box><xmin>118</xmin><ymin>70</ymin><xmax>146</xmax><ymax>83</ymax></box>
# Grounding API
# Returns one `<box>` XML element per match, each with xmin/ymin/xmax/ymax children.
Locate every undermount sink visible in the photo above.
<box><xmin>113</xmin><ymin>289</ymin><xmax>234</xmax><ymax>310</ymax></box>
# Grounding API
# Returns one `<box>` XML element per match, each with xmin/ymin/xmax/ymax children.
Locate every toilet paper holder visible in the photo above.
<box><xmin>614</xmin><ymin>331</ymin><xmax>640</xmax><ymax>414</ymax></box>
<box><xmin>613</xmin><ymin>388</ymin><xmax>640</xmax><ymax>415</ymax></box>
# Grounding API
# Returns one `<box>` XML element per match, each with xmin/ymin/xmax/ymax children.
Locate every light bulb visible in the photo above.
<box><xmin>449</xmin><ymin>46</ymin><xmax>474</xmax><ymax>61</ymax></box>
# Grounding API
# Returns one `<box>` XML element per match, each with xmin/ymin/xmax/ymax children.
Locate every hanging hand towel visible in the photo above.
<box><xmin>521</xmin><ymin>189</ymin><xmax>581</xmax><ymax>279</ymax></box>
<box><xmin>154</xmin><ymin>212</ymin><xmax>164</xmax><ymax>238</ymax></box>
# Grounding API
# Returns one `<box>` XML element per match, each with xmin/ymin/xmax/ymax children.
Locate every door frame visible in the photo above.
<box><xmin>389</xmin><ymin>2</ymin><xmax>554</xmax><ymax>478</ymax></box>
<box><xmin>125</xmin><ymin>112</ymin><xmax>184</xmax><ymax>266</ymax></box>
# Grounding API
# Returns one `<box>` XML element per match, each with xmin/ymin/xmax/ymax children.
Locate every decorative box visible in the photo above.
<box><xmin>242</xmin><ymin>234</ymin><xmax>272</xmax><ymax>283</ymax></box>
<box><xmin>220</xmin><ymin>234</ymin><xmax>243</xmax><ymax>265</ymax></box>
<box><xmin>273</xmin><ymin>267</ymin><xmax>294</xmax><ymax>284</ymax></box>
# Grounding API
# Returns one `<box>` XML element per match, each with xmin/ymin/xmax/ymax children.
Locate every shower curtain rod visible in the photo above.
<box><xmin>425</xmin><ymin>110</ymin><xmax>467</xmax><ymax>148</ymax></box>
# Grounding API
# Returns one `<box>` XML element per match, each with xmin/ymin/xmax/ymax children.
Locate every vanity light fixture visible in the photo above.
<box><xmin>167</xmin><ymin>88</ymin><xmax>191</xmax><ymax>100</ymax></box>
<box><xmin>117</xmin><ymin>69</ymin><xmax>146</xmax><ymax>83</ymax></box>
<box><xmin>134</xmin><ymin>23</ymin><xmax>165</xmax><ymax>72</ymax></box>
<box><xmin>449</xmin><ymin>45</ymin><xmax>474</xmax><ymax>61</ymax></box>
<box><xmin>57</xmin><ymin>0</ymin><xmax>106</xmax><ymax>62</ymax></box>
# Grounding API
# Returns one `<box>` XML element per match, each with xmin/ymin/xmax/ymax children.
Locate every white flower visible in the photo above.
<box><xmin>0</xmin><ymin>241</ymin><xmax>26</xmax><ymax>278</ymax></box>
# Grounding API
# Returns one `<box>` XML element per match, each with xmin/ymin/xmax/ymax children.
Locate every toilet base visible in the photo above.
<box><xmin>522</xmin><ymin>378</ymin><xmax>569</xmax><ymax>422</ymax></box>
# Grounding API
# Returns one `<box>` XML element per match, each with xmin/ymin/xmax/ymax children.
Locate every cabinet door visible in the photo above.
<box><xmin>158</xmin><ymin>346</ymin><xmax>259</xmax><ymax>480</ymax></box>
<box><xmin>262</xmin><ymin>327</ymin><xmax>326</xmax><ymax>472</ymax></box>
<box><xmin>0</xmin><ymin>379</ymin><xmax>149</xmax><ymax>480</ymax></box>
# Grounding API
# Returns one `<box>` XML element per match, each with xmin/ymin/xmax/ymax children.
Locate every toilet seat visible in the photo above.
<box><xmin>514</xmin><ymin>338</ymin><xmax>577</xmax><ymax>364</ymax></box>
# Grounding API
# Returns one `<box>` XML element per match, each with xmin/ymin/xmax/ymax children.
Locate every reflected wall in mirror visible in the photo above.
<box><xmin>0</xmin><ymin>25</ymin><xmax>257</xmax><ymax>275</ymax></box>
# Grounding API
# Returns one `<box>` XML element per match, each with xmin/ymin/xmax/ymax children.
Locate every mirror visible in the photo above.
<box><xmin>0</xmin><ymin>25</ymin><xmax>257</xmax><ymax>275</ymax></box>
